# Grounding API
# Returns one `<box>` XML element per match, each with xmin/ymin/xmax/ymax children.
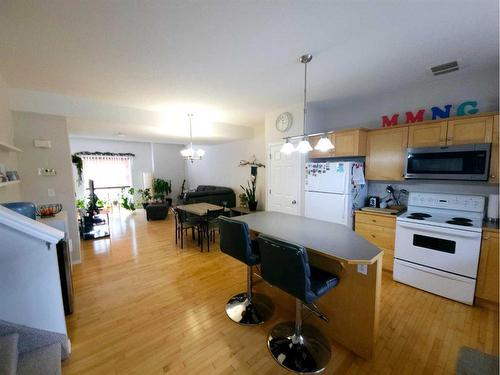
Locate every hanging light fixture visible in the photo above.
<box><xmin>314</xmin><ymin>134</ymin><xmax>335</xmax><ymax>152</ymax></box>
<box><xmin>296</xmin><ymin>54</ymin><xmax>313</xmax><ymax>153</ymax></box>
<box><xmin>180</xmin><ymin>114</ymin><xmax>205</xmax><ymax>162</ymax></box>
<box><xmin>280</xmin><ymin>138</ymin><xmax>295</xmax><ymax>154</ymax></box>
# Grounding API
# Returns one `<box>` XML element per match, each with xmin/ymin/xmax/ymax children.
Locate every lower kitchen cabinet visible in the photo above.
<box><xmin>355</xmin><ymin>211</ymin><xmax>396</xmax><ymax>272</ymax></box>
<box><xmin>475</xmin><ymin>229</ymin><xmax>499</xmax><ymax>305</ymax></box>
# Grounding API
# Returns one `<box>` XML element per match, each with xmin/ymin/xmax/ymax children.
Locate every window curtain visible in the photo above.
<box><xmin>81</xmin><ymin>155</ymin><xmax>133</xmax><ymax>189</ymax></box>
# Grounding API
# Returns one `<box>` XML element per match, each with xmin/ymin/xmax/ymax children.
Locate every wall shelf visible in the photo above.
<box><xmin>0</xmin><ymin>141</ymin><xmax>22</xmax><ymax>153</ymax></box>
<box><xmin>0</xmin><ymin>180</ymin><xmax>20</xmax><ymax>188</ymax></box>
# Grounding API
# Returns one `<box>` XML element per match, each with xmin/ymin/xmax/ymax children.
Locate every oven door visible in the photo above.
<box><xmin>405</xmin><ymin>143</ymin><xmax>490</xmax><ymax>181</ymax></box>
<box><xmin>394</xmin><ymin>221</ymin><xmax>482</xmax><ymax>278</ymax></box>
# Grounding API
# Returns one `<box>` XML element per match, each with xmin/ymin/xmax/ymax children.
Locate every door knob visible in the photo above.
<box><xmin>292</xmin><ymin>200</ymin><xmax>297</xmax><ymax>204</ymax></box>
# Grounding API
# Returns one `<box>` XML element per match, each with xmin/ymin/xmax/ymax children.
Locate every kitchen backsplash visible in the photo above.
<box><xmin>367</xmin><ymin>180</ymin><xmax>499</xmax><ymax>208</ymax></box>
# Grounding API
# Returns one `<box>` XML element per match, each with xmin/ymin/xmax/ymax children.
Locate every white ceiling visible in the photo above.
<box><xmin>0</xmin><ymin>0</ymin><xmax>498</xmax><ymax>143</ymax></box>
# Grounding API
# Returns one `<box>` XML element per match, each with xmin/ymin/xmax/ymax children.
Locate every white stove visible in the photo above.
<box><xmin>394</xmin><ymin>192</ymin><xmax>485</xmax><ymax>305</ymax></box>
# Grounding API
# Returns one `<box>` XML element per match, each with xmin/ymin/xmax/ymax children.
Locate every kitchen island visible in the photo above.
<box><xmin>232</xmin><ymin>211</ymin><xmax>383</xmax><ymax>360</ymax></box>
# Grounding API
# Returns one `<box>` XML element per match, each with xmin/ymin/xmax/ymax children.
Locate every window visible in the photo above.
<box><xmin>81</xmin><ymin>155</ymin><xmax>133</xmax><ymax>189</ymax></box>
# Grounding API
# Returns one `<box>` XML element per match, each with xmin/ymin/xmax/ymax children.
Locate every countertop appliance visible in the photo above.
<box><xmin>394</xmin><ymin>192</ymin><xmax>485</xmax><ymax>305</ymax></box>
<box><xmin>404</xmin><ymin>143</ymin><xmax>490</xmax><ymax>181</ymax></box>
<box><xmin>305</xmin><ymin>161</ymin><xmax>367</xmax><ymax>228</ymax></box>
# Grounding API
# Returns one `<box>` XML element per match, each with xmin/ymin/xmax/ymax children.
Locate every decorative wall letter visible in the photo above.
<box><xmin>405</xmin><ymin>109</ymin><xmax>426</xmax><ymax>123</ymax></box>
<box><xmin>457</xmin><ymin>101</ymin><xmax>479</xmax><ymax>116</ymax></box>
<box><xmin>381</xmin><ymin>114</ymin><xmax>399</xmax><ymax>127</ymax></box>
<box><xmin>431</xmin><ymin>105</ymin><xmax>452</xmax><ymax>120</ymax></box>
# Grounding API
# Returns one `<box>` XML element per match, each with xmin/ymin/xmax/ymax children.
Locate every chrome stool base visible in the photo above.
<box><xmin>225</xmin><ymin>292</ymin><xmax>273</xmax><ymax>325</ymax></box>
<box><xmin>267</xmin><ymin>322</ymin><xmax>331</xmax><ymax>374</ymax></box>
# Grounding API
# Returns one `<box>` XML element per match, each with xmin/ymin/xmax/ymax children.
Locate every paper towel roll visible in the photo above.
<box><xmin>487</xmin><ymin>194</ymin><xmax>499</xmax><ymax>221</ymax></box>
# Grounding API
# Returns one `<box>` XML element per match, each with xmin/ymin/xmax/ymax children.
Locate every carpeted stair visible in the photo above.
<box><xmin>0</xmin><ymin>320</ymin><xmax>67</xmax><ymax>375</ymax></box>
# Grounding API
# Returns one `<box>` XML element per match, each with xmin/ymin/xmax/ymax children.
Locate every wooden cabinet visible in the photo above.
<box><xmin>331</xmin><ymin>129</ymin><xmax>367</xmax><ymax>157</ymax></box>
<box><xmin>365</xmin><ymin>126</ymin><xmax>408</xmax><ymax>181</ymax></box>
<box><xmin>476</xmin><ymin>229</ymin><xmax>499</xmax><ymax>304</ymax></box>
<box><xmin>408</xmin><ymin>121</ymin><xmax>447</xmax><ymax>148</ymax></box>
<box><xmin>447</xmin><ymin>116</ymin><xmax>493</xmax><ymax>145</ymax></box>
<box><xmin>309</xmin><ymin>129</ymin><xmax>367</xmax><ymax>159</ymax></box>
<box><xmin>489</xmin><ymin>115</ymin><xmax>499</xmax><ymax>183</ymax></box>
<box><xmin>355</xmin><ymin>211</ymin><xmax>396</xmax><ymax>272</ymax></box>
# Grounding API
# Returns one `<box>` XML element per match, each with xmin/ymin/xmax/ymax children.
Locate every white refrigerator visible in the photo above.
<box><xmin>304</xmin><ymin>161</ymin><xmax>367</xmax><ymax>228</ymax></box>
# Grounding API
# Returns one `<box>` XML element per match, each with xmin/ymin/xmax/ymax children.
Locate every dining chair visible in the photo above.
<box><xmin>200</xmin><ymin>208</ymin><xmax>225</xmax><ymax>252</ymax></box>
<box><xmin>171</xmin><ymin>207</ymin><xmax>201</xmax><ymax>249</ymax></box>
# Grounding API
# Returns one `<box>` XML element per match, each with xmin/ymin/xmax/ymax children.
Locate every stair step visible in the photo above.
<box><xmin>0</xmin><ymin>333</ymin><xmax>19</xmax><ymax>375</ymax></box>
<box><xmin>17</xmin><ymin>343</ymin><xmax>61</xmax><ymax>375</ymax></box>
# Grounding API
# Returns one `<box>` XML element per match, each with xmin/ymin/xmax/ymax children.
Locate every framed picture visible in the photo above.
<box><xmin>6</xmin><ymin>171</ymin><xmax>19</xmax><ymax>181</ymax></box>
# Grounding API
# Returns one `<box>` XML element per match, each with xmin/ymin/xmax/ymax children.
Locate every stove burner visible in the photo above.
<box><xmin>446</xmin><ymin>220</ymin><xmax>473</xmax><ymax>226</ymax></box>
<box><xmin>451</xmin><ymin>217</ymin><xmax>472</xmax><ymax>222</ymax></box>
<box><xmin>408</xmin><ymin>212</ymin><xmax>432</xmax><ymax>220</ymax></box>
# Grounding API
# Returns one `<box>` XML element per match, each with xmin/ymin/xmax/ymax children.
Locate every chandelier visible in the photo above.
<box><xmin>180</xmin><ymin>114</ymin><xmax>205</xmax><ymax>162</ymax></box>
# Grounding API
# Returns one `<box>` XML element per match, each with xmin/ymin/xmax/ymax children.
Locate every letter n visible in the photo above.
<box><xmin>405</xmin><ymin>109</ymin><xmax>425</xmax><ymax>123</ymax></box>
<box><xmin>431</xmin><ymin>105</ymin><xmax>452</xmax><ymax>120</ymax></box>
<box><xmin>381</xmin><ymin>114</ymin><xmax>399</xmax><ymax>127</ymax></box>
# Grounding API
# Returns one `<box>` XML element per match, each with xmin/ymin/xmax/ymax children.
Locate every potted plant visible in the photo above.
<box><xmin>241</xmin><ymin>175</ymin><xmax>258</xmax><ymax>211</ymax></box>
<box><xmin>72</xmin><ymin>154</ymin><xmax>83</xmax><ymax>185</ymax></box>
<box><xmin>137</xmin><ymin>188</ymin><xmax>152</xmax><ymax>209</ymax></box>
<box><xmin>152</xmin><ymin>178</ymin><xmax>172</xmax><ymax>202</ymax></box>
<box><xmin>120</xmin><ymin>187</ymin><xmax>136</xmax><ymax>212</ymax></box>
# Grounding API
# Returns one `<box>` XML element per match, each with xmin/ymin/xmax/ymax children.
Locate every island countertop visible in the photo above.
<box><xmin>231</xmin><ymin>211</ymin><xmax>382</xmax><ymax>265</ymax></box>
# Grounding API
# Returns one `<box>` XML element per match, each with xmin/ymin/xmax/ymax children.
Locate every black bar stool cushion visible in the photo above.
<box><xmin>219</xmin><ymin>217</ymin><xmax>259</xmax><ymax>266</ymax></box>
<box><xmin>258</xmin><ymin>235</ymin><xmax>339</xmax><ymax>304</ymax></box>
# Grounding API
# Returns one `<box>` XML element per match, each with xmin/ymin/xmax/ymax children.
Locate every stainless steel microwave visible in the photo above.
<box><xmin>404</xmin><ymin>143</ymin><xmax>491</xmax><ymax>181</ymax></box>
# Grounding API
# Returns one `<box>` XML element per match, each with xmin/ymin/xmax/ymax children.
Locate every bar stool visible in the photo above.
<box><xmin>257</xmin><ymin>235</ymin><xmax>340</xmax><ymax>374</ymax></box>
<box><xmin>219</xmin><ymin>217</ymin><xmax>273</xmax><ymax>325</ymax></box>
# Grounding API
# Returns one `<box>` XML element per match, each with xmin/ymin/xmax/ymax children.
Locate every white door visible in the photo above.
<box><xmin>267</xmin><ymin>143</ymin><xmax>301</xmax><ymax>215</ymax></box>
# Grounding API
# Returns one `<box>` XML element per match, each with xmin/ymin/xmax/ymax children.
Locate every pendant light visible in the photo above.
<box><xmin>280</xmin><ymin>138</ymin><xmax>295</xmax><ymax>154</ymax></box>
<box><xmin>314</xmin><ymin>134</ymin><xmax>335</xmax><ymax>152</ymax></box>
<box><xmin>180</xmin><ymin>114</ymin><xmax>205</xmax><ymax>162</ymax></box>
<box><xmin>296</xmin><ymin>54</ymin><xmax>313</xmax><ymax>153</ymax></box>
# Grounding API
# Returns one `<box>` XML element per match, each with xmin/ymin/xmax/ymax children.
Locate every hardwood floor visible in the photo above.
<box><xmin>63</xmin><ymin>210</ymin><xmax>499</xmax><ymax>374</ymax></box>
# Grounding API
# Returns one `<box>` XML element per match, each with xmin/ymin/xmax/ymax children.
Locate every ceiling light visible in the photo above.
<box><xmin>296</xmin><ymin>138</ymin><xmax>313</xmax><ymax>153</ymax></box>
<box><xmin>280</xmin><ymin>139</ymin><xmax>295</xmax><ymax>154</ymax></box>
<box><xmin>314</xmin><ymin>135</ymin><xmax>334</xmax><ymax>152</ymax></box>
<box><xmin>180</xmin><ymin>114</ymin><xmax>204</xmax><ymax>162</ymax></box>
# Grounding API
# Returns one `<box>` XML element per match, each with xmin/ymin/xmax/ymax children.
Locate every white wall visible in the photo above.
<box><xmin>0</xmin><ymin>222</ymin><xmax>66</xmax><ymax>335</ymax></box>
<box><xmin>186</xmin><ymin>126</ymin><xmax>266</xmax><ymax>208</ymax></box>
<box><xmin>0</xmin><ymin>73</ymin><xmax>21</xmax><ymax>203</ymax></box>
<box><xmin>13</xmin><ymin>112</ymin><xmax>81</xmax><ymax>263</ymax></box>
<box><xmin>311</xmin><ymin>67</ymin><xmax>499</xmax><ymax>132</ymax></box>
<box><xmin>69</xmin><ymin>138</ymin><xmax>186</xmax><ymax>199</ymax></box>
<box><xmin>152</xmin><ymin>143</ymin><xmax>186</xmax><ymax>198</ymax></box>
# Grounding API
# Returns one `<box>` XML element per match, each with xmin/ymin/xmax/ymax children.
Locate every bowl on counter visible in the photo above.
<box><xmin>36</xmin><ymin>203</ymin><xmax>63</xmax><ymax>218</ymax></box>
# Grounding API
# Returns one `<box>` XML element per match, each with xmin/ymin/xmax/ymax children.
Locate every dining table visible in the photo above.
<box><xmin>231</xmin><ymin>211</ymin><xmax>383</xmax><ymax>360</ymax></box>
<box><xmin>176</xmin><ymin>202</ymin><xmax>225</xmax><ymax>216</ymax></box>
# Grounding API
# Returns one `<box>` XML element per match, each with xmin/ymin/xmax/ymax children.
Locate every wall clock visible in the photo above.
<box><xmin>275</xmin><ymin>112</ymin><xmax>293</xmax><ymax>133</ymax></box>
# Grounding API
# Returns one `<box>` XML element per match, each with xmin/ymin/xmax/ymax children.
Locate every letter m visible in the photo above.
<box><xmin>405</xmin><ymin>109</ymin><xmax>426</xmax><ymax>123</ymax></box>
<box><xmin>381</xmin><ymin>114</ymin><xmax>399</xmax><ymax>127</ymax></box>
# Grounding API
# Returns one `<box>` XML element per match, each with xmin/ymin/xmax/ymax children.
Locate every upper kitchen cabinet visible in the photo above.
<box><xmin>331</xmin><ymin>129</ymin><xmax>367</xmax><ymax>157</ymax></box>
<box><xmin>447</xmin><ymin>116</ymin><xmax>493</xmax><ymax>145</ymax></box>
<box><xmin>408</xmin><ymin>121</ymin><xmax>447</xmax><ymax>148</ymax></box>
<box><xmin>490</xmin><ymin>115</ymin><xmax>499</xmax><ymax>183</ymax></box>
<box><xmin>308</xmin><ymin>129</ymin><xmax>366</xmax><ymax>159</ymax></box>
<box><xmin>366</xmin><ymin>126</ymin><xmax>408</xmax><ymax>181</ymax></box>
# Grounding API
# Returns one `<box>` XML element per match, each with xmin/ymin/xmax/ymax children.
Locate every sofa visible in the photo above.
<box><xmin>183</xmin><ymin>186</ymin><xmax>236</xmax><ymax>207</ymax></box>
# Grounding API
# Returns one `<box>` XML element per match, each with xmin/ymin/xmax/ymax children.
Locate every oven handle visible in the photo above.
<box><xmin>397</xmin><ymin>222</ymin><xmax>481</xmax><ymax>239</ymax></box>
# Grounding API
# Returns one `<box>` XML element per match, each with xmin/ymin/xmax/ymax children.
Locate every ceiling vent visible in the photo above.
<box><xmin>430</xmin><ymin>61</ymin><xmax>460</xmax><ymax>76</ymax></box>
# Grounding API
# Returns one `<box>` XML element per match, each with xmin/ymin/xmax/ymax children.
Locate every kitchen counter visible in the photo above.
<box><xmin>232</xmin><ymin>211</ymin><xmax>382</xmax><ymax>265</ymax></box>
<box><xmin>483</xmin><ymin>220</ymin><xmax>500</xmax><ymax>233</ymax></box>
<box><xmin>231</xmin><ymin>211</ymin><xmax>382</xmax><ymax>360</ymax></box>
